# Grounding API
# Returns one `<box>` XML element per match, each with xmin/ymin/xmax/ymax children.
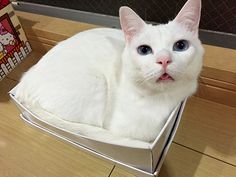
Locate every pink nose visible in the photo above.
<box><xmin>156</xmin><ymin>57</ymin><xmax>172</xmax><ymax>69</ymax></box>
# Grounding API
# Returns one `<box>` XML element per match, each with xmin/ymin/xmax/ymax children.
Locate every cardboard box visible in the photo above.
<box><xmin>0</xmin><ymin>1</ymin><xmax>32</xmax><ymax>80</ymax></box>
<box><xmin>10</xmin><ymin>87</ymin><xmax>186</xmax><ymax>177</ymax></box>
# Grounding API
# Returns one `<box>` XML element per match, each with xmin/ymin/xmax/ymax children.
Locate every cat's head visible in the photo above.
<box><xmin>120</xmin><ymin>0</ymin><xmax>204</xmax><ymax>94</ymax></box>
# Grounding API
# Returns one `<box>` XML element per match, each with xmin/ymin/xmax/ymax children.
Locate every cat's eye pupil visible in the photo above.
<box><xmin>173</xmin><ymin>40</ymin><xmax>189</xmax><ymax>51</ymax></box>
<box><xmin>176</xmin><ymin>42</ymin><xmax>185</xmax><ymax>49</ymax></box>
<box><xmin>137</xmin><ymin>45</ymin><xmax>152</xmax><ymax>55</ymax></box>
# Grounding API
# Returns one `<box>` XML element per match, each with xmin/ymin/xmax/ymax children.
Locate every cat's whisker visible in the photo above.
<box><xmin>149</xmin><ymin>71</ymin><xmax>163</xmax><ymax>77</ymax></box>
<box><xmin>136</xmin><ymin>72</ymin><xmax>153</xmax><ymax>84</ymax></box>
<box><xmin>168</xmin><ymin>69</ymin><xmax>184</xmax><ymax>76</ymax></box>
<box><xmin>145</xmin><ymin>70</ymin><xmax>161</xmax><ymax>78</ymax></box>
<box><xmin>136</xmin><ymin>78</ymin><xmax>148</xmax><ymax>86</ymax></box>
<box><xmin>136</xmin><ymin>70</ymin><xmax>162</xmax><ymax>86</ymax></box>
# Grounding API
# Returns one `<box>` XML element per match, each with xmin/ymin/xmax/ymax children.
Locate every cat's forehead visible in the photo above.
<box><xmin>133</xmin><ymin>22</ymin><xmax>193</xmax><ymax>47</ymax></box>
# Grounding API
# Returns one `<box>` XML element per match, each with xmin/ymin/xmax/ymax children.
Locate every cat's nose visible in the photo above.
<box><xmin>156</xmin><ymin>57</ymin><xmax>172</xmax><ymax>69</ymax></box>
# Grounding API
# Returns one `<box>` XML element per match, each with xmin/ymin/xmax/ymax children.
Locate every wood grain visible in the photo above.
<box><xmin>199</xmin><ymin>76</ymin><xmax>236</xmax><ymax>92</ymax></box>
<box><xmin>203</xmin><ymin>44</ymin><xmax>236</xmax><ymax>77</ymax></box>
<box><xmin>110</xmin><ymin>167</ymin><xmax>136</xmax><ymax>177</ymax></box>
<box><xmin>0</xmin><ymin>158</ymin><xmax>36</xmax><ymax>177</ymax></box>
<box><xmin>27</xmin><ymin>35</ymin><xmax>58</xmax><ymax>46</ymax></box>
<box><xmin>16</xmin><ymin>11</ymin><xmax>99</xmax><ymax>42</ymax></box>
<box><xmin>158</xmin><ymin>143</ymin><xmax>236</xmax><ymax>177</ymax></box>
<box><xmin>29</xmin><ymin>40</ymin><xmax>53</xmax><ymax>54</ymax></box>
<box><xmin>196</xmin><ymin>83</ymin><xmax>236</xmax><ymax>107</ymax></box>
<box><xmin>174</xmin><ymin>96</ymin><xmax>236</xmax><ymax>165</ymax></box>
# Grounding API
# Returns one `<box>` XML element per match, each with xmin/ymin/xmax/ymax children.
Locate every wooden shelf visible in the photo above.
<box><xmin>0</xmin><ymin>11</ymin><xmax>235</xmax><ymax>177</ymax></box>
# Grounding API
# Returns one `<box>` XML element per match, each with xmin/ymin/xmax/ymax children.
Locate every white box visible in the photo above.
<box><xmin>10</xmin><ymin>87</ymin><xmax>186</xmax><ymax>177</ymax></box>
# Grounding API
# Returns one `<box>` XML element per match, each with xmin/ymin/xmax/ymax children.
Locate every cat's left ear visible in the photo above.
<box><xmin>174</xmin><ymin>0</ymin><xmax>201</xmax><ymax>32</ymax></box>
<box><xmin>119</xmin><ymin>6</ymin><xmax>146</xmax><ymax>42</ymax></box>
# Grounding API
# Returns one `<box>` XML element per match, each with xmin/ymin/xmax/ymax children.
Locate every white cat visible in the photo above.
<box><xmin>15</xmin><ymin>0</ymin><xmax>204</xmax><ymax>142</ymax></box>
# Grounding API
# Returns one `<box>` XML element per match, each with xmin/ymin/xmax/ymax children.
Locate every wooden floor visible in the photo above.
<box><xmin>0</xmin><ymin>12</ymin><xmax>236</xmax><ymax>177</ymax></box>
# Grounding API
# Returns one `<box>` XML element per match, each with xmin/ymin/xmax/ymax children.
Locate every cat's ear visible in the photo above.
<box><xmin>174</xmin><ymin>0</ymin><xmax>201</xmax><ymax>32</ymax></box>
<box><xmin>119</xmin><ymin>6</ymin><xmax>146</xmax><ymax>42</ymax></box>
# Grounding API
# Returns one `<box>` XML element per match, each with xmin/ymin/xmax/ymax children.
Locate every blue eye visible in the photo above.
<box><xmin>137</xmin><ymin>45</ymin><xmax>153</xmax><ymax>55</ymax></box>
<box><xmin>173</xmin><ymin>40</ymin><xmax>189</xmax><ymax>51</ymax></box>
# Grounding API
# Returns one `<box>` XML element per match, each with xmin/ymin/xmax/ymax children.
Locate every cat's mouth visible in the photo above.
<box><xmin>156</xmin><ymin>73</ymin><xmax>174</xmax><ymax>82</ymax></box>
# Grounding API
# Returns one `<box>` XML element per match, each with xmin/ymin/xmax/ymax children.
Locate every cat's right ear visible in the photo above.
<box><xmin>174</xmin><ymin>0</ymin><xmax>201</xmax><ymax>33</ymax></box>
<box><xmin>119</xmin><ymin>6</ymin><xmax>146</xmax><ymax>42</ymax></box>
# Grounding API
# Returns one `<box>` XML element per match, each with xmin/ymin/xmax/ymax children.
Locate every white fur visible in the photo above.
<box><xmin>15</xmin><ymin>0</ymin><xmax>204</xmax><ymax>142</ymax></box>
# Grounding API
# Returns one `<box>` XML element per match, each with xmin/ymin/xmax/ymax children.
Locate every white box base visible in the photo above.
<box><xmin>10</xmin><ymin>87</ymin><xmax>186</xmax><ymax>177</ymax></box>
